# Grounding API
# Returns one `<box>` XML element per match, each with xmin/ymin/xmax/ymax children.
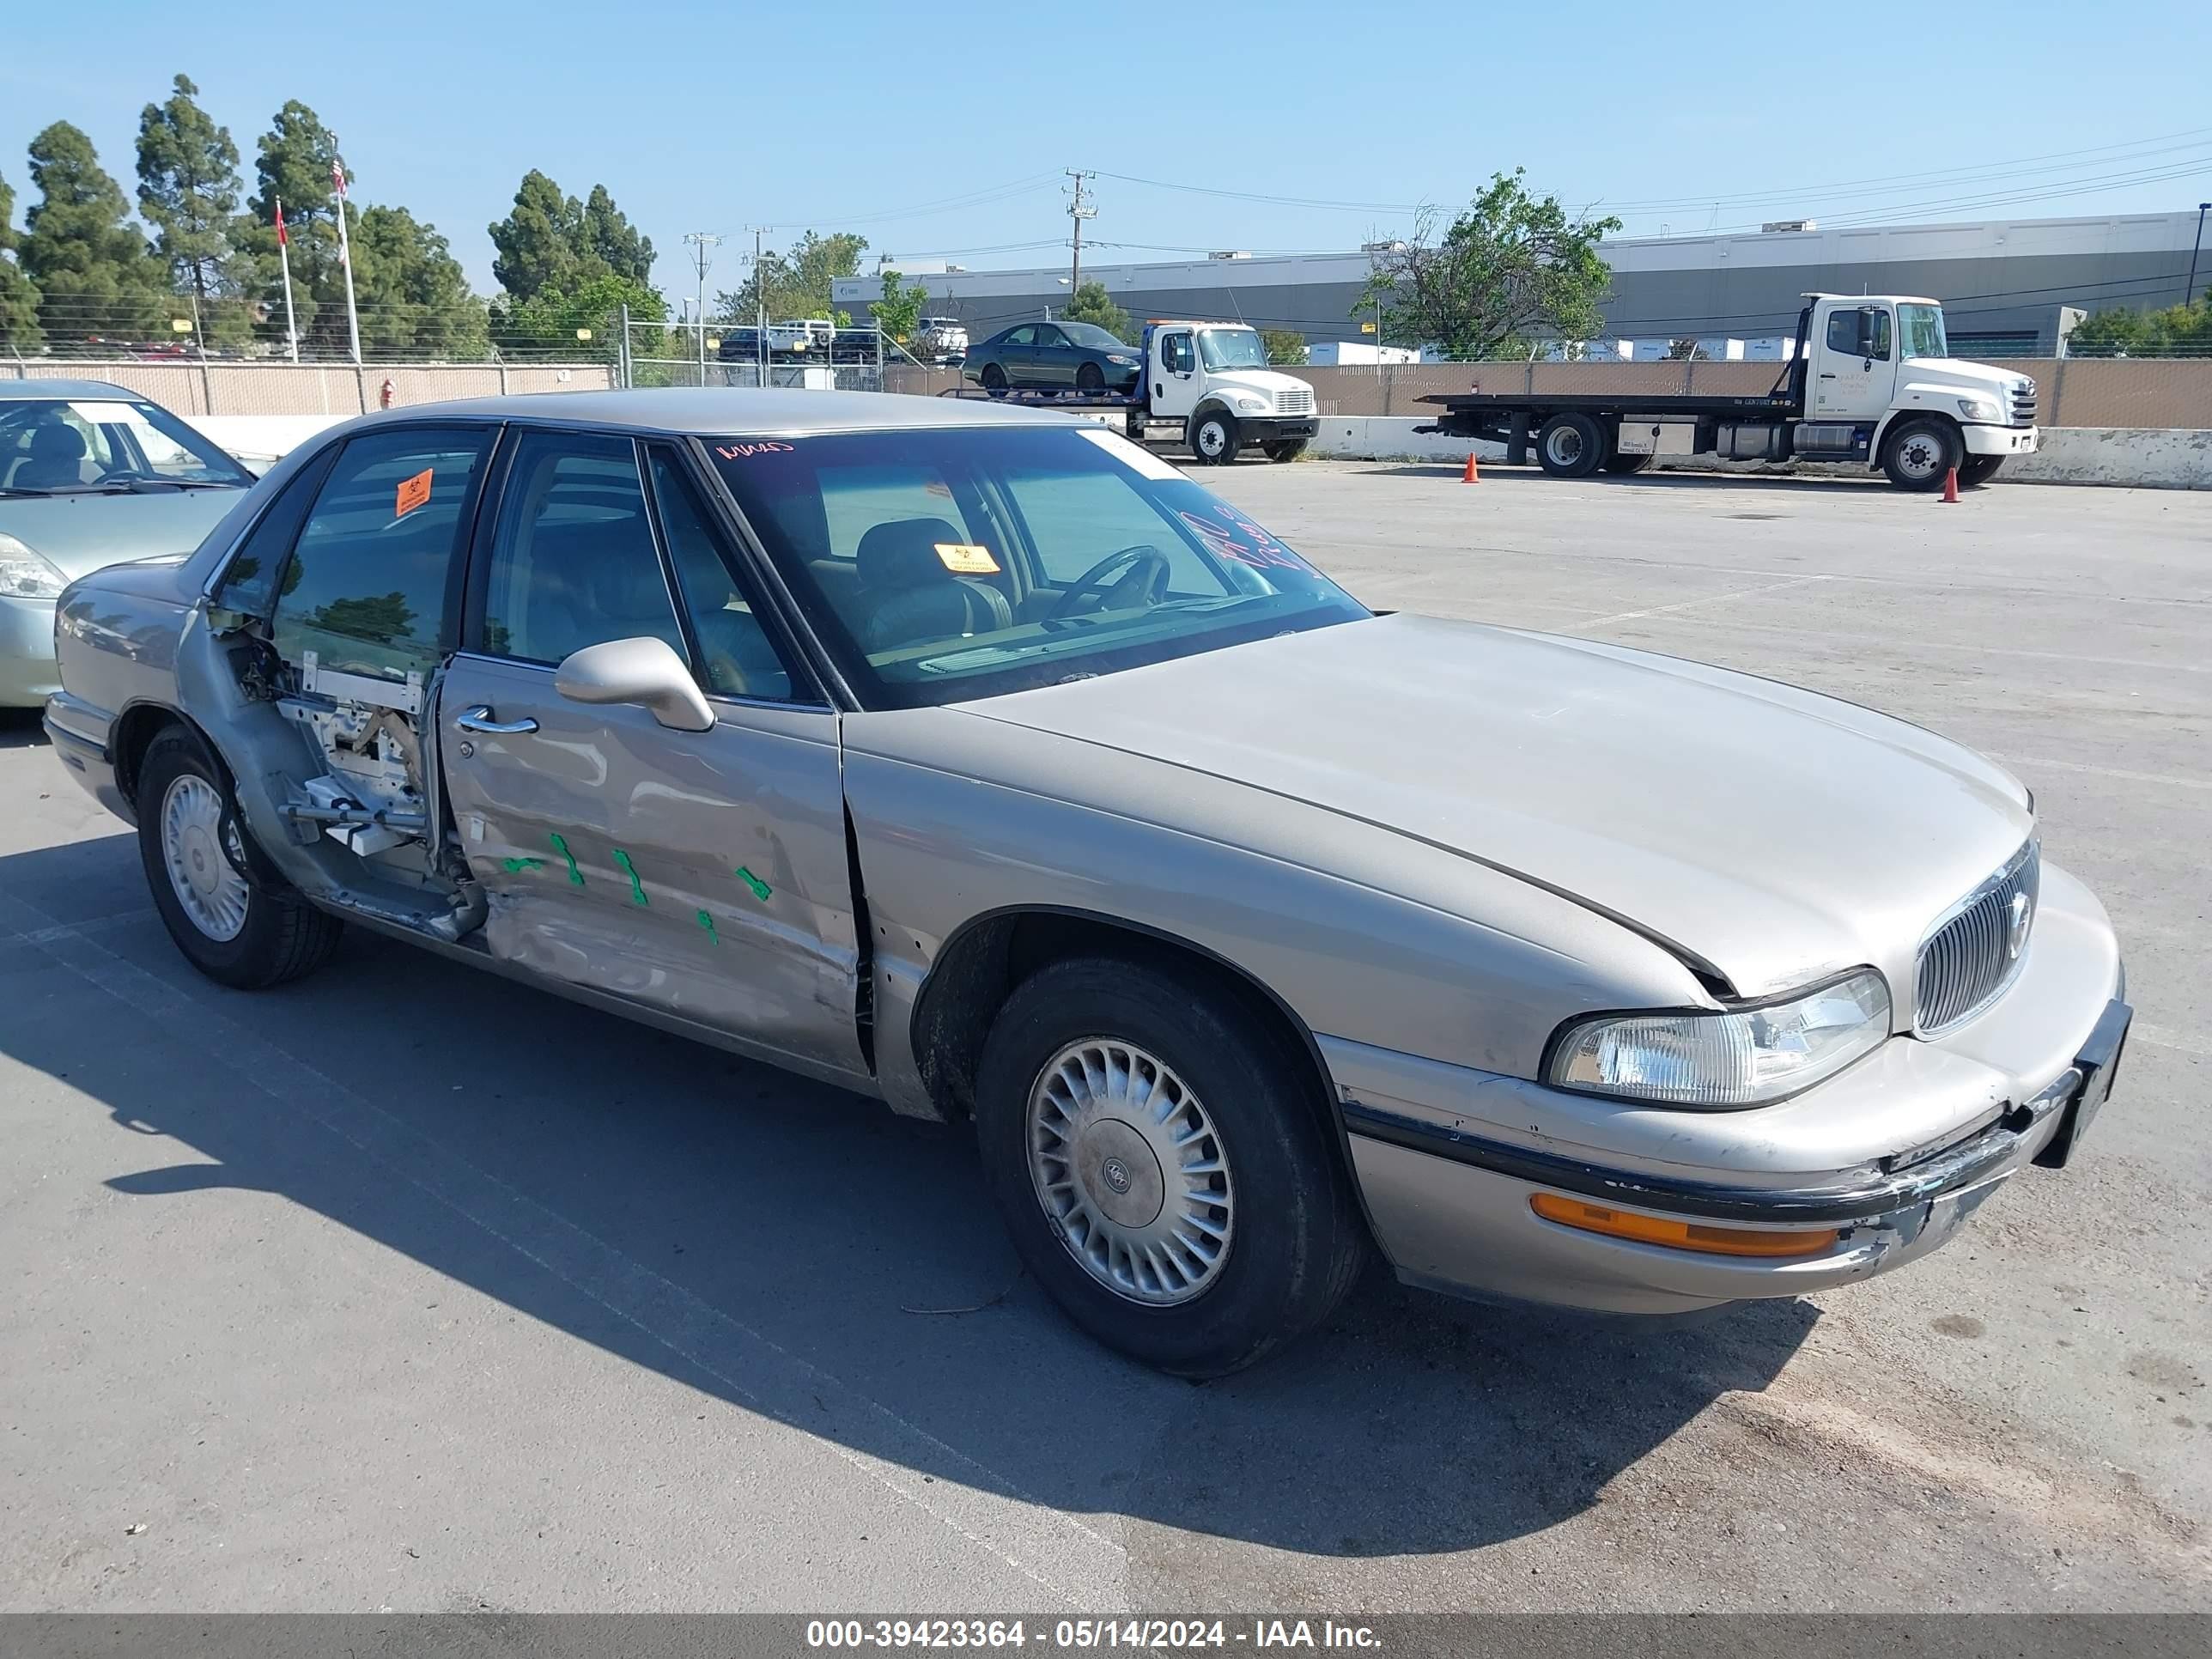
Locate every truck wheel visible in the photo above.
<box><xmin>1958</xmin><ymin>454</ymin><xmax>2005</xmax><ymax>486</ymax></box>
<box><xmin>1602</xmin><ymin>453</ymin><xmax>1653</xmax><ymax>474</ymax></box>
<box><xmin>974</xmin><ymin>957</ymin><xmax>1367</xmax><ymax>1377</ymax></box>
<box><xmin>1263</xmin><ymin>440</ymin><xmax>1308</xmax><ymax>463</ymax></box>
<box><xmin>980</xmin><ymin>364</ymin><xmax>1009</xmax><ymax>398</ymax></box>
<box><xmin>1536</xmin><ymin>412</ymin><xmax>1607</xmax><ymax>478</ymax></box>
<box><xmin>1076</xmin><ymin>363</ymin><xmax>1106</xmax><ymax>393</ymax></box>
<box><xmin>1189</xmin><ymin>409</ymin><xmax>1237</xmax><ymax>465</ymax></box>
<box><xmin>1881</xmin><ymin>417</ymin><xmax>1961</xmax><ymax>491</ymax></box>
<box><xmin>137</xmin><ymin>727</ymin><xmax>343</xmax><ymax>990</ymax></box>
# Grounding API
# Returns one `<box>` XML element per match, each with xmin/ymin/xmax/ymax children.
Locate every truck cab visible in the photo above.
<box><xmin>1139</xmin><ymin>321</ymin><xmax>1319</xmax><ymax>465</ymax></box>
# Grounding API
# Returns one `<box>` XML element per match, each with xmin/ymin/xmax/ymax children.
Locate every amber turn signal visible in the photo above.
<box><xmin>1529</xmin><ymin>1193</ymin><xmax>1840</xmax><ymax>1259</ymax></box>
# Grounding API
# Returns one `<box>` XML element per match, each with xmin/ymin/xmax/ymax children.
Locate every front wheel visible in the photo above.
<box><xmin>1958</xmin><ymin>454</ymin><xmax>2005</xmax><ymax>486</ymax></box>
<box><xmin>137</xmin><ymin>727</ymin><xmax>343</xmax><ymax>989</ymax></box>
<box><xmin>980</xmin><ymin>364</ymin><xmax>1009</xmax><ymax>398</ymax></box>
<box><xmin>975</xmin><ymin>957</ymin><xmax>1367</xmax><ymax>1376</ymax></box>
<box><xmin>1188</xmin><ymin>409</ymin><xmax>1237</xmax><ymax>465</ymax></box>
<box><xmin>1535</xmin><ymin>412</ymin><xmax>1607</xmax><ymax>477</ymax></box>
<box><xmin>1263</xmin><ymin>440</ymin><xmax>1308</xmax><ymax>463</ymax></box>
<box><xmin>1881</xmin><ymin>417</ymin><xmax>1963</xmax><ymax>491</ymax></box>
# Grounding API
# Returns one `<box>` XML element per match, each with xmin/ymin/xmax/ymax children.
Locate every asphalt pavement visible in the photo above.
<box><xmin>2</xmin><ymin>463</ymin><xmax>2205</xmax><ymax>1613</ymax></box>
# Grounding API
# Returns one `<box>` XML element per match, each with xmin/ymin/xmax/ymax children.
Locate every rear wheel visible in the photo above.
<box><xmin>1263</xmin><ymin>440</ymin><xmax>1308</xmax><ymax>463</ymax></box>
<box><xmin>1188</xmin><ymin>409</ymin><xmax>1237</xmax><ymax>465</ymax></box>
<box><xmin>975</xmin><ymin>957</ymin><xmax>1367</xmax><ymax>1376</ymax></box>
<box><xmin>1075</xmin><ymin>362</ymin><xmax>1106</xmax><ymax>394</ymax></box>
<box><xmin>137</xmin><ymin>727</ymin><xmax>343</xmax><ymax>989</ymax></box>
<box><xmin>1535</xmin><ymin>412</ymin><xmax>1607</xmax><ymax>477</ymax></box>
<box><xmin>981</xmin><ymin>363</ymin><xmax>1008</xmax><ymax>398</ymax></box>
<box><xmin>1602</xmin><ymin>452</ymin><xmax>1653</xmax><ymax>474</ymax></box>
<box><xmin>1958</xmin><ymin>454</ymin><xmax>2005</xmax><ymax>486</ymax></box>
<box><xmin>1881</xmin><ymin>416</ymin><xmax>1962</xmax><ymax>491</ymax></box>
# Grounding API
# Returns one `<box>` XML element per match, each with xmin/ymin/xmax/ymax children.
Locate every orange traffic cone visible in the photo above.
<box><xmin>1462</xmin><ymin>452</ymin><xmax>1480</xmax><ymax>484</ymax></box>
<box><xmin>1942</xmin><ymin>465</ymin><xmax>1960</xmax><ymax>502</ymax></box>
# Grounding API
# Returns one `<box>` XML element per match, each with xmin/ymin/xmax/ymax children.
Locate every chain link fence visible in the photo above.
<box><xmin>1</xmin><ymin>357</ymin><xmax>614</xmax><ymax>416</ymax></box>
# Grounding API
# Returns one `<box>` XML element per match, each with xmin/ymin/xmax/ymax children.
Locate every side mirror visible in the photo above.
<box><xmin>554</xmin><ymin>636</ymin><xmax>715</xmax><ymax>732</ymax></box>
<box><xmin>1855</xmin><ymin>308</ymin><xmax>1879</xmax><ymax>357</ymax></box>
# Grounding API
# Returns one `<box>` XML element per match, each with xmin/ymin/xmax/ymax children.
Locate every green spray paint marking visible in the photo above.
<box><xmin>501</xmin><ymin>857</ymin><xmax>545</xmax><ymax>874</ymax></box>
<box><xmin>611</xmin><ymin>848</ymin><xmax>647</xmax><ymax>906</ymax></box>
<box><xmin>548</xmin><ymin>833</ymin><xmax>584</xmax><ymax>886</ymax></box>
<box><xmin>696</xmin><ymin>908</ymin><xmax>720</xmax><ymax>945</ymax></box>
<box><xmin>735</xmin><ymin>866</ymin><xmax>772</xmax><ymax>902</ymax></box>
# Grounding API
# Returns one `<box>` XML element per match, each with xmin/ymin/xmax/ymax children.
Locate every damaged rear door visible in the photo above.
<box><xmin>437</xmin><ymin>428</ymin><xmax>868</xmax><ymax>1084</ymax></box>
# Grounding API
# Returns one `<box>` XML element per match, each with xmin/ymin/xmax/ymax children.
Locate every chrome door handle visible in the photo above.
<box><xmin>454</xmin><ymin>705</ymin><xmax>538</xmax><ymax>735</ymax></box>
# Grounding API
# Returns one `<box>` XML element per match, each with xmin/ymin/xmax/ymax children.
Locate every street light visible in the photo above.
<box><xmin>2188</xmin><ymin>203</ymin><xmax>2211</xmax><ymax>307</ymax></box>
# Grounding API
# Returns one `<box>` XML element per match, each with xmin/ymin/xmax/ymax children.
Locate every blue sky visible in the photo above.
<box><xmin>4</xmin><ymin>1</ymin><xmax>2208</xmax><ymax>297</ymax></box>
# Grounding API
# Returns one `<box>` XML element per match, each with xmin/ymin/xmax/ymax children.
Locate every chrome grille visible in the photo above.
<box><xmin>1275</xmin><ymin>386</ymin><xmax>1316</xmax><ymax>416</ymax></box>
<box><xmin>2010</xmin><ymin>379</ymin><xmax>2037</xmax><ymax>424</ymax></box>
<box><xmin>1916</xmin><ymin>842</ymin><xmax>2039</xmax><ymax>1035</ymax></box>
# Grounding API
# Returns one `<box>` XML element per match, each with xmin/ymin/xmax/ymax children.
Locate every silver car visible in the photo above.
<box><xmin>44</xmin><ymin>390</ymin><xmax>2130</xmax><ymax>1376</ymax></box>
<box><xmin>2</xmin><ymin>379</ymin><xmax>258</xmax><ymax>707</ymax></box>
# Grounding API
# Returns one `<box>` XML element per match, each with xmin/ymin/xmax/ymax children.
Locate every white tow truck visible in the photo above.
<box><xmin>1418</xmin><ymin>294</ymin><xmax>2040</xmax><ymax>490</ymax></box>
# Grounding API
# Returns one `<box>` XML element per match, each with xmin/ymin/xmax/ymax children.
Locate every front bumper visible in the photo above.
<box><xmin>0</xmin><ymin>593</ymin><xmax>61</xmax><ymax>708</ymax></box>
<box><xmin>1235</xmin><ymin>416</ymin><xmax>1318</xmax><ymax>444</ymax></box>
<box><xmin>1328</xmin><ymin>859</ymin><xmax>2124</xmax><ymax>1315</ymax></box>
<box><xmin>1964</xmin><ymin>422</ymin><xmax>2039</xmax><ymax>456</ymax></box>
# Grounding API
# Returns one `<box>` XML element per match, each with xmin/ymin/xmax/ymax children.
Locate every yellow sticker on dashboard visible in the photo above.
<box><xmin>934</xmin><ymin>543</ymin><xmax>1000</xmax><ymax>574</ymax></box>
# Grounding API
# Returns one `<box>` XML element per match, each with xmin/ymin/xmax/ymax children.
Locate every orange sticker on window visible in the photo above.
<box><xmin>395</xmin><ymin>468</ymin><xmax>433</xmax><ymax>518</ymax></box>
<box><xmin>934</xmin><ymin>543</ymin><xmax>1000</xmax><ymax>575</ymax></box>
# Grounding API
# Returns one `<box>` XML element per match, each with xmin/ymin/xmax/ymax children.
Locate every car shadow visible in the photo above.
<box><xmin>1344</xmin><ymin>462</ymin><xmax>1905</xmax><ymax>492</ymax></box>
<box><xmin>0</xmin><ymin>833</ymin><xmax>1816</xmax><ymax>1560</ymax></box>
<box><xmin>0</xmin><ymin>708</ymin><xmax>48</xmax><ymax>749</ymax></box>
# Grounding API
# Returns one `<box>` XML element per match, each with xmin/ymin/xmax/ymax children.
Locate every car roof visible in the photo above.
<box><xmin>329</xmin><ymin>386</ymin><xmax>1103</xmax><ymax>438</ymax></box>
<box><xmin>2</xmin><ymin>378</ymin><xmax>136</xmax><ymax>401</ymax></box>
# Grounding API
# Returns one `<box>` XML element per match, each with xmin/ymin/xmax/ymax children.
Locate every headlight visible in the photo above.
<box><xmin>1548</xmin><ymin>969</ymin><xmax>1890</xmax><ymax>1108</ymax></box>
<box><xmin>1233</xmin><ymin>394</ymin><xmax>1270</xmax><ymax>413</ymax></box>
<box><xmin>0</xmin><ymin>532</ymin><xmax>69</xmax><ymax>600</ymax></box>
<box><xmin>1957</xmin><ymin>397</ymin><xmax>2001</xmax><ymax>422</ymax></box>
<box><xmin>1107</xmin><ymin>355</ymin><xmax>1135</xmax><ymax>366</ymax></box>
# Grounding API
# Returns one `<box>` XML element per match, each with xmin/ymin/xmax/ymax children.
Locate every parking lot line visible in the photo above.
<box><xmin>1578</xmin><ymin>574</ymin><xmax>1835</xmax><ymax>628</ymax></box>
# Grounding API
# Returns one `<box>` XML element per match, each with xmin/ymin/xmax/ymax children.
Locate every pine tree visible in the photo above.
<box><xmin>19</xmin><ymin>122</ymin><xmax>169</xmax><ymax>348</ymax></box>
<box><xmin>0</xmin><ymin>167</ymin><xmax>44</xmax><ymax>352</ymax></box>
<box><xmin>135</xmin><ymin>74</ymin><xmax>250</xmax><ymax>342</ymax></box>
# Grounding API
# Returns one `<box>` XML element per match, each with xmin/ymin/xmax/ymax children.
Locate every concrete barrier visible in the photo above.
<box><xmin>1308</xmin><ymin>417</ymin><xmax>2212</xmax><ymax>489</ymax></box>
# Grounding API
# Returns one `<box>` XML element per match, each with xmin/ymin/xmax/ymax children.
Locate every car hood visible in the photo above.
<box><xmin>1902</xmin><ymin>357</ymin><xmax>2021</xmax><ymax>395</ymax></box>
<box><xmin>2</xmin><ymin>488</ymin><xmax>244</xmax><ymax>580</ymax></box>
<box><xmin>960</xmin><ymin>612</ymin><xmax>2033</xmax><ymax>1003</ymax></box>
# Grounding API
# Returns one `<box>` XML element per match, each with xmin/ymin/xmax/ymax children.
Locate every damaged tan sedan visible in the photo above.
<box><xmin>45</xmin><ymin>391</ymin><xmax>2130</xmax><ymax>1376</ymax></box>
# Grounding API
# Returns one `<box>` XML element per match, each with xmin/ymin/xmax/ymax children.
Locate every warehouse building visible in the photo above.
<box><xmin>831</xmin><ymin>210</ymin><xmax>2206</xmax><ymax>357</ymax></box>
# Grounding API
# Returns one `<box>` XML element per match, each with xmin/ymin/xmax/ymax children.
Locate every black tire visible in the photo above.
<box><xmin>975</xmin><ymin>957</ymin><xmax>1367</xmax><ymax>1377</ymax></box>
<box><xmin>1602</xmin><ymin>452</ymin><xmax>1653</xmax><ymax>475</ymax></box>
<box><xmin>1958</xmin><ymin>454</ymin><xmax>2005</xmax><ymax>486</ymax></box>
<box><xmin>1535</xmin><ymin>412</ymin><xmax>1607</xmax><ymax>477</ymax></box>
<box><xmin>1263</xmin><ymin>440</ymin><xmax>1308</xmax><ymax>464</ymax></box>
<box><xmin>137</xmin><ymin>727</ymin><xmax>343</xmax><ymax>990</ymax></box>
<box><xmin>1881</xmin><ymin>416</ymin><xmax>1963</xmax><ymax>492</ymax></box>
<box><xmin>980</xmin><ymin>363</ymin><xmax>1008</xmax><ymax>398</ymax></box>
<box><xmin>1075</xmin><ymin>362</ymin><xmax>1106</xmax><ymax>394</ymax></box>
<box><xmin>1188</xmin><ymin>408</ymin><xmax>1237</xmax><ymax>465</ymax></box>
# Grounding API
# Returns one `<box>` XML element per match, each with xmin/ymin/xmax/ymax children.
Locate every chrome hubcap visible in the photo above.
<box><xmin>1026</xmin><ymin>1038</ymin><xmax>1234</xmax><ymax>1305</ymax></box>
<box><xmin>1198</xmin><ymin>422</ymin><xmax>1227</xmax><ymax>457</ymax></box>
<box><xmin>161</xmin><ymin>774</ymin><xmax>249</xmax><ymax>942</ymax></box>
<box><xmin>1897</xmin><ymin>436</ymin><xmax>1942</xmax><ymax>479</ymax></box>
<box><xmin>1547</xmin><ymin>428</ymin><xmax>1583</xmax><ymax>465</ymax></box>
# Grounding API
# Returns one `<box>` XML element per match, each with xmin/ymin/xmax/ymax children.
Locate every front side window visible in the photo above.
<box><xmin>0</xmin><ymin>396</ymin><xmax>252</xmax><ymax>495</ymax></box>
<box><xmin>1825</xmin><ymin>308</ymin><xmax>1893</xmax><ymax>362</ymax></box>
<box><xmin>1899</xmin><ymin>303</ymin><xmax>1948</xmax><ymax>360</ymax></box>
<box><xmin>645</xmin><ymin>447</ymin><xmax>798</xmax><ymax>702</ymax></box>
<box><xmin>1003</xmin><ymin>325</ymin><xmax>1036</xmax><ymax>347</ymax></box>
<box><xmin>1160</xmin><ymin>332</ymin><xmax>1194</xmax><ymax>373</ymax></box>
<box><xmin>708</xmin><ymin>424</ymin><xmax>1366</xmax><ymax>708</ymax></box>
<box><xmin>271</xmin><ymin>426</ymin><xmax>492</xmax><ymax>684</ymax></box>
<box><xmin>477</xmin><ymin>430</ymin><xmax>684</xmax><ymax>667</ymax></box>
<box><xmin>1196</xmin><ymin>329</ymin><xmax>1267</xmax><ymax>371</ymax></box>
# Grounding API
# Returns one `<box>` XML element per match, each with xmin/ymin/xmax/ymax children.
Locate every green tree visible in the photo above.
<box><xmin>868</xmin><ymin>269</ymin><xmax>932</xmax><ymax>348</ymax></box>
<box><xmin>1358</xmin><ymin>170</ymin><xmax>1620</xmax><ymax>361</ymax></box>
<box><xmin>1261</xmin><ymin>328</ymin><xmax>1309</xmax><ymax>365</ymax></box>
<box><xmin>19</xmin><ymin>122</ymin><xmax>168</xmax><ymax>348</ymax></box>
<box><xmin>238</xmin><ymin>100</ymin><xmax>349</xmax><ymax>353</ymax></box>
<box><xmin>498</xmin><ymin>270</ymin><xmax>663</xmax><ymax>359</ymax></box>
<box><xmin>489</xmin><ymin>172</ymin><xmax>654</xmax><ymax>304</ymax></box>
<box><xmin>2067</xmin><ymin>297</ymin><xmax>2212</xmax><ymax>356</ymax></box>
<box><xmin>580</xmin><ymin>184</ymin><xmax>653</xmax><ymax>286</ymax></box>
<box><xmin>135</xmin><ymin>74</ymin><xmax>252</xmax><ymax>343</ymax></box>
<box><xmin>0</xmin><ymin>167</ymin><xmax>43</xmax><ymax>352</ymax></box>
<box><xmin>720</xmin><ymin>230</ymin><xmax>867</xmax><ymax>327</ymax></box>
<box><xmin>352</xmin><ymin>205</ymin><xmax>487</xmax><ymax>359</ymax></box>
<box><xmin>1060</xmin><ymin>279</ymin><xmax>1130</xmax><ymax>341</ymax></box>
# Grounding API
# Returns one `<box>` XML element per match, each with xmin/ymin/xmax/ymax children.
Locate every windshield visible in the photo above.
<box><xmin>1060</xmin><ymin>322</ymin><xmax>1129</xmax><ymax>351</ymax></box>
<box><xmin>708</xmin><ymin>424</ymin><xmax>1367</xmax><ymax>708</ymax></box>
<box><xmin>0</xmin><ymin>395</ymin><xmax>252</xmax><ymax>495</ymax></box>
<box><xmin>1899</xmin><ymin>303</ymin><xmax>1948</xmax><ymax>360</ymax></box>
<box><xmin>1196</xmin><ymin>328</ymin><xmax>1267</xmax><ymax>371</ymax></box>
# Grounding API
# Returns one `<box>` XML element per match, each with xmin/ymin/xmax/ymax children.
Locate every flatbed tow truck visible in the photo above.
<box><xmin>941</xmin><ymin>320</ymin><xmax>1319</xmax><ymax>464</ymax></box>
<box><xmin>1415</xmin><ymin>293</ymin><xmax>2040</xmax><ymax>491</ymax></box>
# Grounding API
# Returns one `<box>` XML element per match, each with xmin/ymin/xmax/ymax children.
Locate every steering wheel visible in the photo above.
<box><xmin>1046</xmin><ymin>544</ymin><xmax>1172</xmax><ymax>621</ymax></box>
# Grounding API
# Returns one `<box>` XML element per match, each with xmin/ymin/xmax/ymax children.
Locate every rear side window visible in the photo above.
<box><xmin>215</xmin><ymin>447</ymin><xmax>340</xmax><ymax>617</ymax></box>
<box><xmin>271</xmin><ymin>427</ymin><xmax>492</xmax><ymax>685</ymax></box>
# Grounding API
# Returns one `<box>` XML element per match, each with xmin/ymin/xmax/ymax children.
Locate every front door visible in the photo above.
<box><xmin>1030</xmin><ymin>323</ymin><xmax>1076</xmax><ymax>386</ymax></box>
<box><xmin>437</xmin><ymin>429</ymin><xmax>868</xmax><ymax>1082</ymax></box>
<box><xmin>1811</xmin><ymin>303</ymin><xmax>1899</xmax><ymax>421</ymax></box>
<box><xmin>1151</xmin><ymin>330</ymin><xmax>1199</xmax><ymax>419</ymax></box>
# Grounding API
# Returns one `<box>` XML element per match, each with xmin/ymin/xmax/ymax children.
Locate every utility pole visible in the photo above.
<box><xmin>1066</xmin><ymin>169</ymin><xmax>1096</xmax><ymax>293</ymax></box>
<box><xmin>683</xmin><ymin>231</ymin><xmax>722</xmax><ymax>385</ymax></box>
<box><xmin>2188</xmin><ymin>203</ymin><xmax>2210</xmax><ymax>307</ymax></box>
<box><xmin>744</xmin><ymin>226</ymin><xmax>773</xmax><ymax>388</ymax></box>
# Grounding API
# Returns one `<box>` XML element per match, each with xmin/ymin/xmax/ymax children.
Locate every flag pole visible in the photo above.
<box><xmin>331</xmin><ymin>148</ymin><xmax>362</xmax><ymax>367</ymax></box>
<box><xmin>275</xmin><ymin>197</ymin><xmax>301</xmax><ymax>363</ymax></box>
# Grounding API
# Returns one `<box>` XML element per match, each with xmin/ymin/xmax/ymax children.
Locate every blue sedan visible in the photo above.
<box><xmin>961</xmin><ymin>321</ymin><xmax>1143</xmax><ymax>397</ymax></box>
